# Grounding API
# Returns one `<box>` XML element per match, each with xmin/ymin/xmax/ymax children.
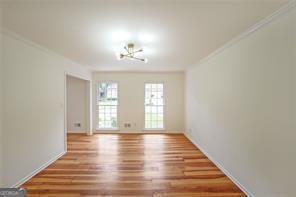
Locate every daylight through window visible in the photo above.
<box><xmin>145</xmin><ymin>83</ymin><xmax>164</xmax><ymax>129</ymax></box>
<box><xmin>97</xmin><ymin>82</ymin><xmax>118</xmax><ymax>129</ymax></box>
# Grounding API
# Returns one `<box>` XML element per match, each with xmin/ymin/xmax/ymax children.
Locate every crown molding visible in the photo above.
<box><xmin>187</xmin><ymin>0</ymin><xmax>296</xmax><ymax>70</ymax></box>
<box><xmin>0</xmin><ymin>27</ymin><xmax>87</xmax><ymax>69</ymax></box>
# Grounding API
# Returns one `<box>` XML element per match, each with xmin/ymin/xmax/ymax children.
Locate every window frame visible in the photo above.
<box><xmin>96</xmin><ymin>81</ymin><xmax>119</xmax><ymax>131</ymax></box>
<box><xmin>143</xmin><ymin>82</ymin><xmax>166</xmax><ymax>131</ymax></box>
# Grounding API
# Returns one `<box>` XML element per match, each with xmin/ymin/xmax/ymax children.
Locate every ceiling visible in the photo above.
<box><xmin>1</xmin><ymin>0</ymin><xmax>290</xmax><ymax>71</ymax></box>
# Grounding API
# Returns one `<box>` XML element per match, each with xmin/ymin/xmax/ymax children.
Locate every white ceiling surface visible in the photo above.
<box><xmin>1</xmin><ymin>0</ymin><xmax>289</xmax><ymax>71</ymax></box>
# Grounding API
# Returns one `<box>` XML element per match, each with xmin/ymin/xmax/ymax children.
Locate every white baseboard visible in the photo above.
<box><xmin>93</xmin><ymin>130</ymin><xmax>183</xmax><ymax>134</ymax></box>
<box><xmin>10</xmin><ymin>132</ymin><xmax>251</xmax><ymax>195</ymax></box>
<box><xmin>12</xmin><ymin>151</ymin><xmax>66</xmax><ymax>188</ymax></box>
<box><xmin>184</xmin><ymin>132</ymin><xmax>254</xmax><ymax>197</ymax></box>
<box><xmin>67</xmin><ymin>131</ymin><xmax>87</xmax><ymax>134</ymax></box>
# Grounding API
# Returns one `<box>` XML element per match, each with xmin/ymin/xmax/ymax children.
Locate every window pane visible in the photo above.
<box><xmin>145</xmin><ymin>83</ymin><xmax>164</xmax><ymax>129</ymax></box>
<box><xmin>145</xmin><ymin>106</ymin><xmax>150</xmax><ymax>113</ymax></box>
<box><xmin>145</xmin><ymin>91</ymin><xmax>152</xmax><ymax>98</ymax></box>
<box><xmin>97</xmin><ymin>82</ymin><xmax>118</xmax><ymax>129</ymax></box>
<box><xmin>145</xmin><ymin>83</ymin><xmax>151</xmax><ymax>89</ymax></box>
<box><xmin>157</xmin><ymin>84</ymin><xmax>163</xmax><ymax>89</ymax></box>
<box><xmin>151</xmin><ymin>106</ymin><xmax>157</xmax><ymax>113</ymax></box>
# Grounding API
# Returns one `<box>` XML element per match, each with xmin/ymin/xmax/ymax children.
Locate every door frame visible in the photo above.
<box><xmin>64</xmin><ymin>71</ymin><xmax>92</xmax><ymax>152</ymax></box>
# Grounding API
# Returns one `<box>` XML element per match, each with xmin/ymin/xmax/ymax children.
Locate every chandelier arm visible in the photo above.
<box><xmin>124</xmin><ymin>46</ymin><xmax>129</xmax><ymax>53</ymax></box>
<box><xmin>121</xmin><ymin>54</ymin><xmax>145</xmax><ymax>61</ymax></box>
<box><xmin>131</xmin><ymin>50</ymin><xmax>143</xmax><ymax>54</ymax></box>
<box><xmin>117</xmin><ymin>43</ymin><xmax>147</xmax><ymax>62</ymax></box>
<box><xmin>132</xmin><ymin>57</ymin><xmax>145</xmax><ymax>61</ymax></box>
<box><xmin>122</xmin><ymin>51</ymin><xmax>141</xmax><ymax>56</ymax></box>
<box><xmin>122</xmin><ymin>53</ymin><xmax>133</xmax><ymax>57</ymax></box>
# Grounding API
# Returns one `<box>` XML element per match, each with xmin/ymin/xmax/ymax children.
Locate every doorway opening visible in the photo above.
<box><xmin>64</xmin><ymin>73</ymin><xmax>92</xmax><ymax>151</ymax></box>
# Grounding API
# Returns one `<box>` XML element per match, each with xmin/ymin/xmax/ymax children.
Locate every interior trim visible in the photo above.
<box><xmin>188</xmin><ymin>0</ymin><xmax>296</xmax><ymax>69</ymax></box>
<box><xmin>0</xmin><ymin>28</ymin><xmax>83</xmax><ymax>69</ymax></box>
<box><xmin>184</xmin><ymin>132</ymin><xmax>254</xmax><ymax>197</ymax></box>
<box><xmin>93</xmin><ymin>130</ymin><xmax>183</xmax><ymax>134</ymax></box>
<box><xmin>11</xmin><ymin>151</ymin><xmax>66</xmax><ymax>188</ymax></box>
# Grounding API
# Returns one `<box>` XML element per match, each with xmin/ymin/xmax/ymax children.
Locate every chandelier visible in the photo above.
<box><xmin>115</xmin><ymin>43</ymin><xmax>148</xmax><ymax>63</ymax></box>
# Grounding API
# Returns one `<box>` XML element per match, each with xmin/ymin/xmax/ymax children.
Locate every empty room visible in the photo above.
<box><xmin>0</xmin><ymin>0</ymin><xmax>295</xmax><ymax>196</ymax></box>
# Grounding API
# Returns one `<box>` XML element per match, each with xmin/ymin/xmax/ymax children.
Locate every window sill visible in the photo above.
<box><xmin>142</xmin><ymin>128</ymin><xmax>166</xmax><ymax>131</ymax></box>
<box><xmin>96</xmin><ymin>128</ymin><xmax>119</xmax><ymax>131</ymax></box>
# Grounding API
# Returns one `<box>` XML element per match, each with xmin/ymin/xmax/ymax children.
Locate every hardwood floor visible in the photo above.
<box><xmin>22</xmin><ymin>134</ymin><xmax>246</xmax><ymax>196</ymax></box>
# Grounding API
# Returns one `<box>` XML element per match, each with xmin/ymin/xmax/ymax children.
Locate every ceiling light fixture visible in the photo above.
<box><xmin>115</xmin><ymin>43</ymin><xmax>148</xmax><ymax>63</ymax></box>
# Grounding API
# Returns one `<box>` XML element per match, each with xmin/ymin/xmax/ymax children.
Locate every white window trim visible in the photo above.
<box><xmin>96</xmin><ymin>81</ymin><xmax>120</xmax><ymax>131</ymax></box>
<box><xmin>143</xmin><ymin>82</ymin><xmax>166</xmax><ymax>131</ymax></box>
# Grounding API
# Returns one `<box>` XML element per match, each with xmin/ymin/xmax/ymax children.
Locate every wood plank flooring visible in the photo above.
<box><xmin>22</xmin><ymin>134</ymin><xmax>246</xmax><ymax>196</ymax></box>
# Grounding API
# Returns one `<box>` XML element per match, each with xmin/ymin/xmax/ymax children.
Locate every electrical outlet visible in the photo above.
<box><xmin>124</xmin><ymin>123</ymin><xmax>131</xmax><ymax>128</ymax></box>
<box><xmin>74</xmin><ymin>123</ymin><xmax>81</xmax><ymax>127</ymax></box>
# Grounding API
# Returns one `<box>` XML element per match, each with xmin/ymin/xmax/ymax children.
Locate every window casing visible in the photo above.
<box><xmin>144</xmin><ymin>83</ymin><xmax>164</xmax><ymax>130</ymax></box>
<box><xmin>96</xmin><ymin>82</ymin><xmax>118</xmax><ymax>130</ymax></box>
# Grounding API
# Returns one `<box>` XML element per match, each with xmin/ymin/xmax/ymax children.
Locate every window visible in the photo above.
<box><xmin>145</xmin><ymin>83</ymin><xmax>164</xmax><ymax>129</ymax></box>
<box><xmin>97</xmin><ymin>82</ymin><xmax>118</xmax><ymax>129</ymax></box>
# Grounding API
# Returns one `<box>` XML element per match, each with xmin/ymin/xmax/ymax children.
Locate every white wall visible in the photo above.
<box><xmin>1</xmin><ymin>30</ymin><xmax>90</xmax><ymax>187</ymax></box>
<box><xmin>0</xmin><ymin>44</ymin><xmax>3</xmax><ymax>187</ymax></box>
<box><xmin>0</xmin><ymin>47</ymin><xmax>3</xmax><ymax>186</ymax></box>
<box><xmin>185</xmin><ymin>6</ymin><xmax>296</xmax><ymax>197</ymax></box>
<box><xmin>92</xmin><ymin>72</ymin><xmax>184</xmax><ymax>132</ymax></box>
<box><xmin>0</xmin><ymin>4</ymin><xmax>3</xmax><ymax>187</ymax></box>
<box><xmin>0</xmin><ymin>51</ymin><xmax>2</xmax><ymax>186</ymax></box>
<box><xmin>66</xmin><ymin>75</ymin><xmax>87</xmax><ymax>133</ymax></box>
<box><xmin>0</xmin><ymin>10</ymin><xmax>3</xmax><ymax>185</ymax></box>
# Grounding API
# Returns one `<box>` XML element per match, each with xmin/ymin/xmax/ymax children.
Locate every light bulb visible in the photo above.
<box><xmin>144</xmin><ymin>58</ymin><xmax>148</xmax><ymax>63</ymax></box>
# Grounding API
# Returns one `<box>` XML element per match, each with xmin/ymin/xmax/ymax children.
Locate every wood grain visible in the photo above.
<box><xmin>22</xmin><ymin>134</ymin><xmax>246</xmax><ymax>196</ymax></box>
